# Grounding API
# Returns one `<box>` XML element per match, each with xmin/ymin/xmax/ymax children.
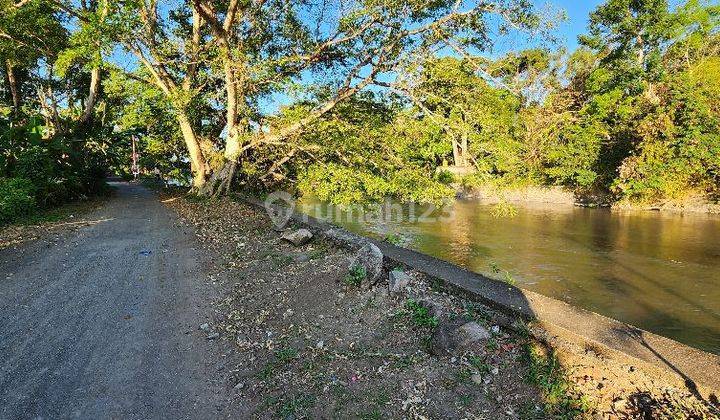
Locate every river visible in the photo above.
<box><xmin>298</xmin><ymin>198</ymin><xmax>720</xmax><ymax>355</ymax></box>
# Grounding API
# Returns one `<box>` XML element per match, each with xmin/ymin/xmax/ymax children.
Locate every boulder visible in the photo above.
<box><xmin>418</xmin><ymin>298</ymin><xmax>443</xmax><ymax>319</ymax></box>
<box><xmin>430</xmin><ymin>319</ymin><xmax>490</xmax><ymax>357</ymax></box>
<box><xmin>324</xmin><ymin>228</ymin><xmax>370</xmax><ymax>250</ymax></box>
<box><xmin>388</xmin><ymin>270</ymin><xmax>411</xmax><ymax>293</ymax></box>
<box><xmin>281</xmin><ymin>228</ymin><xmax>313</xmax><ymax>246</ymax></box>
<box><xmin>348</xmin><ymin>243</ymin><xmax>384</xmax><ymax>287</ymax></box>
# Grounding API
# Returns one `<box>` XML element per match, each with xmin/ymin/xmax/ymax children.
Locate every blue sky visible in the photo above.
<box><xmin>555</xmin><ymin>0</ymin><xmax>605</xmax><ymax>51</ymax></box>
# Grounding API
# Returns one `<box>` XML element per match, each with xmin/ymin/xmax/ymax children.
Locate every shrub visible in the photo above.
<box><xmin>0</xmin><ymin>177</ymin><xmax>37</xmax><ymax>225</ymax></box>
<box><xmin>434</xmin><ymin>169</ymin><xmax>455</xmax><ymax>184</ymax></box>
<box><xmin>298</xmin><ymin>163</ymin><xmax>454</xmax><ymax>206</ymax></box>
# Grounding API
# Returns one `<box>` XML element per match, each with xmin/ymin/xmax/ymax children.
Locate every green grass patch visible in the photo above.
<box><xmin>344</xmin><ymin>265</ymin><xmax>367</xmax><ymax>287</ymax></box>
<box><xmin>275</xmin><ymin>393</ymin><xmax>316</xmax><ymax>418</ymax></box>
<box><xmin>275</xmin><ymin>346</ymin><xmax>299</xmax><ymax>363</ymax></box>
<box><xmin>383</xmin><ymin>232</ymin><xmax>403</xmax><ymax>245</ymax></box>
<box><xmin>525</xmin><ymin>342</ymin><xmax>590</xmax><ymax>418</ymax></box>
<box><xmin>404</xmin><ymin>299</ymin><xmax>439</xmax><ymax>329</ymax></box>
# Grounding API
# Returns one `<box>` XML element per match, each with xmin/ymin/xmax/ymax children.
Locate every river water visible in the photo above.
<box><xmin>298</xmin><ymin>198</ymin><xmax>720</xmax><ymax>355</ymax></box>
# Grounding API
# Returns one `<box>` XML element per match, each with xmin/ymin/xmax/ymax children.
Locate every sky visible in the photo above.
<box><xmin>555</xmin><ymin>0</ymin><xmax>605</xmax><ymax>51</ymax></box>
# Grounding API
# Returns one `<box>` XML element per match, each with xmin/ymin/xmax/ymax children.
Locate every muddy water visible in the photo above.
<box><xmin>298</xmin><ymin>198</ymin><xmax>720</xmax><ymax>354</ymax></box>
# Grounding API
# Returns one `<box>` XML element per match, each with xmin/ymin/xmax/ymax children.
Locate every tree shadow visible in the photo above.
<box><xmin>612</xmin><ymin>324</ymin><xmax>719</xmax><ymax>414</ymax></box>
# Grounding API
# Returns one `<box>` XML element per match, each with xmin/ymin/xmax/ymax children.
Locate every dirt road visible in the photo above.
<box><xmin>0</xmin><ymin>183</ymin><xmax>225</xmax><ymax>419</ymax></box>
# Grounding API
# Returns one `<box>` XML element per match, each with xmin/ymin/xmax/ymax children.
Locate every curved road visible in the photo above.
<box><xmin>0</xmin><ymin>183</ymin><xmax>225</xmax><ymax>419</ymax></box>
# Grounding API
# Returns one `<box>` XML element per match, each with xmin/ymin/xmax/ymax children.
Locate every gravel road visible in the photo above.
<box><xmin>0</xmin><ymin>182</ymin><xmax>225</xmax><ymax>419</ymax></box>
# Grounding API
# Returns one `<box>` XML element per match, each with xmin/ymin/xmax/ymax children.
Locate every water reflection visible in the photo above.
<box><xmin>298</xmin><ymin>198</ymin><xmax>720</xmax><ymax>354</ymax></box>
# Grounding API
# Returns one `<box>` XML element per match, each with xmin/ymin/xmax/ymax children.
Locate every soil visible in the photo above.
<box><xmin>160</xmin><ymin>191</ymin><xmax>720</xmax><ymax>419</ymax></box>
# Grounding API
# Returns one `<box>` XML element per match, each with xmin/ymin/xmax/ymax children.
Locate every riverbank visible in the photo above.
<box><xmin>160</xmin><ymin>191</ymin><xmax>719</xmax><ymax>418</ymax></box>
<box><xmin>460</xmin><ymin>183</ymin><xmax>720</xmax><ymax>214</ymax></box>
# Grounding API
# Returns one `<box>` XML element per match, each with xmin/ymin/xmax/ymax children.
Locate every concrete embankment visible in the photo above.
<box><xmin>249</xmin><ymin>196</ymin><xmax>720</xmax><ymax>398</ymax></box>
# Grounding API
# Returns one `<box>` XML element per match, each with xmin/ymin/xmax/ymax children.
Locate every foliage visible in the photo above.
<box><xmin>3</xmin><ymin>0</ymin><xmax>718</xmax><ymax>208</ymax></box>
<box><xmin>0</xmin><ymin>177</ymin><xmax>35</xmax><ymax>224</ymax></box>
<box><xmin>344</xmin><ymin>265</ymin><xmax>367</xmax><ymax>287</ymax></box>
<box><xmin>404</xmin><ymin>299</ymin><xmax>439</xmax><ymax>329</ymax></box>
<box><xmin>0</xmin><ymin>114</ymin><xmax>109</xmax><ymax>225</ymax></box>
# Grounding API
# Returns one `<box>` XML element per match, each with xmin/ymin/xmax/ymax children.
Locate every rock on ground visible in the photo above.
<box><xmin>281</xmin><ymin>229</ymin><xmax>313</xmax><ymax>246</ymax></box>
<box><xmin>430</xmin><ymin>319</ymin><xmax>491</xmax><ymax>357</ymax></box>
<box><xmin>388</xmin><ymin>270</ymin><xmax>411</xmax><ymax>293</ymax></box>
<box><xmin>347</xmin><ymin>243</ymin><xmax>384</xmax><ymax>287</ymax></box>
<box><xmin>323</xmin><ymin>228</ymin><xmax>370</xmax><ymax>250</ymax></box>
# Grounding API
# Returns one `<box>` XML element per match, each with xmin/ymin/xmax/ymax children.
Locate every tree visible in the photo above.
<box><xmin>92</xmin><ymin>0</ymin><xmax>540</xmax><ymax>196</ymax></box>
<box><xmin>0</xmin><ymin>0</ymin><xmax>67</xmax><ymax>118</ymax></box>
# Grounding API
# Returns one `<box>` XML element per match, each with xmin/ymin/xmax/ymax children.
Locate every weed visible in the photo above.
<box><xmin>463</xmin><ymin>302</ymin><xmax>490</xmax><ymax>324</ymax></box>
<box><xmin>429</xmin><ymin>277</ymin><xmax>446</xmax><ymax>293</ymax></box>
<box><xmin>458</xmin><ymin>394</ymin><xmax>474</xmax><ymax>408</ymax></box>
<box><xmin>517</xmin><ymin>401</ymin><xmax>545</xmax><ymax>419</ymax></box>
<box><xmin>487</xmin><ymin>261</ymin><xmax>517</xmax><ymax>286</ymax></box>
<box><xmin>372</xmin><ymin>389</ymin><xmax>390</xmax><ymax>406</ymax></box>
<box><xmin>359</xmin><ymin>408</ymin><xmax>383</xmax><ymax>420</ymax></box>
<box><xmin>384</xmin><ymin>232</ymin><xmax>404</xmax><ymax>245</ymax></box>
<box><xmin>393</xmin><ymin>354</ymin><xmax>416</xmax><ymax>370</ymax></box>
<box><xmin>469</xmin><ymin>355</ymin><xmax>490</xmax><ymax>374</ymax></box>
<box><xmin>486</xmin><ymin>337</ymin><xmax>499</xmax><ymax>351</ymax></box>
<box><xmin>491</xmin><ymin>200</ymin><xmax>518</xmax><ymax>218</ymax></box>
<box><xmin>259</xmin><ymin>250</ymin><xmax>293</xmax><ymax>268</ymax></box>
<box><xmin>344</xmin><ymin>265</ymin><xmax>366</xmax><ymax>287</ymax></box>
<box><xmin>503</xmin><ymin>271</ymin><xmax>517</xmax><ymax>286</ymax></box>
<box><xmin>257</xmin><ymin>362</ymin><xmax>276</xmax><ymax>380</ymax></box>
<box><xmin>525</xmin><ymin>342</ymin><xmax>590</xmax><ymax>418</ymax></box>
<box><xmin>455</xmin><ymin>367</ymin><xmax>472</xmax><ymax>382</ymax></box>
<box><xmin>257</xmin><ymin>347</ymin><xmax>299</xmax><ymax>380</ymax></box>
<box><xmin>330</xmin><ymin>383</ymin><xmax>353</xmax><ymax>413</ymax></box>
<box><xmin>275</xmin><ymin>347</ymin><xmax>298</xmax><ymax>363</ymax></box>
<box><xmin>308</xmin><ymin>243</ymin><xmax>331</xmax><ymax>260</ymax></box>
<box><xmin>276</xmin><ymin>393</ymin><xmax>316</xmax><ymax>418</ymax></box>
<box><xmin>404</xmin><ymin>299</ymin><xmax>438</xmax><ymax>329</ymax></box>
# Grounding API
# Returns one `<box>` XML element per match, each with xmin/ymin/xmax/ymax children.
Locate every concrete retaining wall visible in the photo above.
<box><xmin>247</xmin><ymin>196</ymin><xmax>720</xmax><ymax>396</ymax></box>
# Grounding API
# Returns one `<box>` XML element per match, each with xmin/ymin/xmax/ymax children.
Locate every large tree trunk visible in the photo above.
<box><xmin>6</xmin><ymin>61</ymin><xmax>20</xmax><ymax>117</ymax></box>
<box><xmin>195</xmin><ymin>160</ymin><xmax>238</xmax><ymax>198</ymax></box>
<box><xmin>79</xmin><ymin>66</ymin><xmax>101</xmax><ymax>126</ymax></box>
<box><xmin>194</xmin><ymin>42</ymin><xmax>241</xmax><ymax>198</ymax></box>
<box><xmin>222</xmin><ymin>44</ymin><xmax>240</xmax><ymax>159</ymax></box>
<box><xmin>459</xmin><ymin>132</ymin><xmax>469</xmax><ymax>167</ymax></box>
<box><xmin>451</xmin><ymin>135</ymin><xmax>463</xmax><ymax>167</ymax></box>
<box><xmin>176</xmin><ymin>111</ymin><xmax>209</xmax><ymax>190</ymax></box>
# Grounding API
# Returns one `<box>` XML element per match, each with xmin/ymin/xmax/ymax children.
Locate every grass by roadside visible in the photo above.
<box><xmin>0</xmin><ymin>195</ymin><xmax>110</xmax><ymax>250</ymax></box>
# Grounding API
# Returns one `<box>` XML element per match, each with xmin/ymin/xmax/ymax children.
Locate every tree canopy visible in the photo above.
<box><xmin>0</xmin><ymin>0</ymin><xmax>718</xmax><ymax>214</ymax></box>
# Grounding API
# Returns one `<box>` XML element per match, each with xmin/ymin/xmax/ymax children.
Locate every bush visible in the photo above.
<box><xmin>0</xmin><ymin>116</ymin><xmax>110</xmax><ymax>223</ymax></box>
<box><xmin>298</xmin><ymin>163</ymin><xmax>454</xmax><ymax>206</ymax></box>
<box><xmin>434</xmin><ymin>169</ymin><xmax>455</xmax><ymax>184</ymax></box>
<box><xmin>0</xmin><ymin>177</ymin><xmax>37</xmax><ymax>225</ymax></box>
